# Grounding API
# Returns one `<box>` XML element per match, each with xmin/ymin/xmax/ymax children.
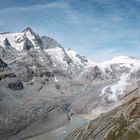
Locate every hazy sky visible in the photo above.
<box><xmin>0</xmin><ymin>0</ymin><xmax>140</xmax><ymax>61</ymax></box>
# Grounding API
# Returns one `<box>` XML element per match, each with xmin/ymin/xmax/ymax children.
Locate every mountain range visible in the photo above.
<box><xmin>0</xmin><ymin>27</ymin><xmax>140</xmax><ymax>140</ymax></box>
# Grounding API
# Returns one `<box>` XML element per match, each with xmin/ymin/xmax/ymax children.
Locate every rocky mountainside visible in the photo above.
<box><xmin>65</xmin><ymin>87</ymin><xmax>140</xmax><ymax>140</ymax></box>
<box><xmin>0</xmin><ymin>27</ymin><xmax>98</xmax><ymax>140</ymax></box>
<box><xmin>0</xmin><ymin>27</ymin><xmax>140</xmax><ymax>140</ymax></box>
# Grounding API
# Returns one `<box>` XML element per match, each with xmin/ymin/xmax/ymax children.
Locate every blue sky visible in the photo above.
<box><xmin>0</xmin><ymin>0</ymin><xmax>140</xmax><ymax>61</ymax></box>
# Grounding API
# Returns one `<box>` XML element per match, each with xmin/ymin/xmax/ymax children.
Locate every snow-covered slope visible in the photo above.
<box><xmin>0</xmin><ymin>27</ymin><xmax>41</xmax><ymax>51</ymax></box>
<box><xmin>98</xmin><ymin>55</ymin><xmax>140</xmax><ymax>73</ymax></box>
<box><xmin>45</xmin><ymin>47</ymin><xmax>95</xmax><ymax>70</ymax></box>
<box><xmin>99</xmin><ymin>55</ymin><xmax>140</xmax><ymax>101</ymax></box>
<box><xmin>101</xmin><ymin>55</ymin><xmax>139</xmax><ymax>64</ymax></box>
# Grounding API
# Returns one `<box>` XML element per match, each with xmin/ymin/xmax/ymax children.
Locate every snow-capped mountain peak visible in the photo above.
<box><xmin>100</xmin><ymin>55</ymin><xmax>140</xmax><ymax>66</ymax></box>
<box><xmin>108</xmin><ymin>55</ymin><xmax>139</xmax><ymax>63</ymax></box>
<box><xmin>22</xmin><ymin>27</ymin><xmax>34</xmax><ymax>34</ymax></box>
<box><xmin>0</xmin><ymin>27</ymin><xmax>42</xmax><ymax>51</ymax></box>
<box><xmin>0</xmin><ymin>28</ymin><xmax>96</xmax><ymax>72</ymax></box>
<box><xmin>97</xmin><ymin>55</ymin><xmax>140</xmax><ymax>73</ymax></box>
<box><xmin>98</xmin><ymin>55</ymin><xmax>140</xmax><ymax>102</ymax></box>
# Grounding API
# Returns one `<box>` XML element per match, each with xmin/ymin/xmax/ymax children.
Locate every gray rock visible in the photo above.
<box><xmin>8</xmin><ymin>80</ymin><xmax>24</xmax><ymax>90</ymax></box>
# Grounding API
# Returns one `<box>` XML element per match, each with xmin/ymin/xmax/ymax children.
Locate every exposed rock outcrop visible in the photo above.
<box><xmin>8</xmin><ymin>80</ymin><xmax>23</xmax><ymax>90</ymax></box>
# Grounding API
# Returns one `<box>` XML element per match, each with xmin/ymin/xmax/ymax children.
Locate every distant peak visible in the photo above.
<box><xmin>0</xmin><ymin>32</ymin><xmax>10</xmax><ymax>35</ymax></box>
<box><xmin>112</xmin><ymin>55</ymin><xmax>129</xmax><ymax>60</ymax></box>
<box><xmin>22</xmin><ymin>27</ymin><xmax>34</xmax><ymax>34</ymax></box>
<box><xmin>112</xmin><ymin>55</ymin><xmax>139</xmax><ymax>60</ymax></box>
<box><xmin>22</xmin><ymin>27</ymin><xmax>37</xmax><ymax>38</ymax></box>
<box><xmin>100</xmin><ymin>55</ymin><xmax>140</xmax><ymax>66</ymax></box>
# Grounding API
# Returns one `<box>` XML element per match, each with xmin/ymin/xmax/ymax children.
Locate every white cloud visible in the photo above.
<box><xmin>0</xmin><ymin>1</ymin><xmax>70</xmax><ymax>13</ymax></box>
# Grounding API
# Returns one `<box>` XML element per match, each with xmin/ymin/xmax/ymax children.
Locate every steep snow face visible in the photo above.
<box><xmin>41</xmin><ymin>36</ymin><xmax>63</xmax><ymax>49</ymax></box>
<box><xmin>45</xmin><ymin>47</ymin><xmax>96</xmax><ymax>70</ymax></box>
<box><xmin>0</xmin><ymin>32</ymin><xmax>25</xmax><ymax>51</ymax></box>
<box><xmin>0</xmin><ymin>28</ymin><xmax>39</xmax><ymax>51</ymax></box>
<box><xmin>66</xmin><ymin>49</ymin><xmax>95</xmax><ymax>66</ymax></box>
<box><xmin>45</xmin><ymin>47</ymin><xmax>68</xmax><ymax>69</ymax></box>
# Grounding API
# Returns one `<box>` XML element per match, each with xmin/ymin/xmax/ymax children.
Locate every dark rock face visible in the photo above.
<box><xmin>0</xmin><ymin>58</ymin><xmax>16</xmax><ymax>81</ymax></box>
<box><xmin>33</xmin><ymin>34</ymin><xmax>43</xmax><ymax>48</ymax></box>
<box><xmin>41</xmin><ymin>36</ymin><xmax>63</xmax><ymax>49</ymax></box>
<box><xmin>8</xmin><ymin>80</ymin><xmax>23</xmax><ymax>90</ymax></box>
<box><xmin>0</xmin><ymin>58</ymin><xmax>8</xmax><ymax>68</ymax></box>
<box><xmin>62</xmin><ymin>48</ymin><xmax>72</xmax><ymax>64</ymax></box>
<box><xmin>94</xmin><ymin>66</ymin><xmax>101</xmax><ymax>79</ymax></box>
<box><xmin>22</xmin><ymin>27</ymin><xmax>36</xmax><ymax>35</ymax></box>
<box><xmin>23</xmin><ymin>38</ymin><xmax>34</xmax><ymax>51</ymax></box>
<box><xmin>76</xmin><ymin>54</ymin><xmax>88</xmax><ymax>63</ymax></box>
<box><xmin>63</xmin><ymin>55</ymin><xmax>72</xmax><ymax>64</ymax></box>
<box><xmin>4</xmin><ymin>38</ymin><xmax>11</xmax><ymax>49</ymax></box>
<box><xmin>40</xmin><ymin>71</ymin><xmax>54</xmax><ymax>77</ymax></box>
